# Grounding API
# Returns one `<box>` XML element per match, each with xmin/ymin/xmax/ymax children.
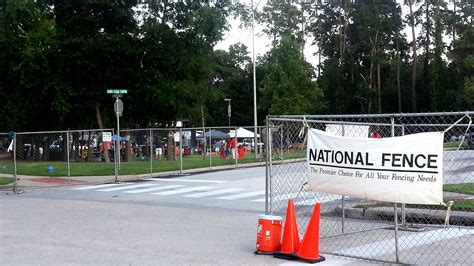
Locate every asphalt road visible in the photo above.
<box><xmin>0</xmin><ymin>167</ymin><xmax>366</xmax><ymax>265</ymax></box>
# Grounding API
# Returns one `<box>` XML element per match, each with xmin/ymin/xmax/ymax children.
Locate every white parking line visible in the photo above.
<box><xmin>152</xmin><ymin>186</ymin><xmax>213</xmax><ymax>195</ymax></box>
<box><xmin>183</xmin><ymin>188</ymin><xmax>247</xmax><ymax>198</ymax></box>
<box><xmin>217</xmin><ymin>190</ymin><xmax>266</xmax><ymax>200</ymax></box>
<box><xmin>72</xmin><ymin>183</ymin><xmax>125</xmax><ymax>190</ymax></box>
<box><xmin>124</xmin><ymin>185</ymin><xmax>185</xmax><ymax>194</ymax></box>
<box><xmin>97</xmin><ymin>183</ymin><xmax>159</xmax><ymax>192</ymax></box>
<box><xmin>142</xmin><ymin>178</ymin><xmax>226</xmax><ymax>183</ymax></box>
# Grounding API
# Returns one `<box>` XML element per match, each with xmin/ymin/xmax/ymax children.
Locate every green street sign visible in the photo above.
<box><xmin>107</xmin><ymin>89</ymin><xmax>128</xmax><ymax>94</ymax></box>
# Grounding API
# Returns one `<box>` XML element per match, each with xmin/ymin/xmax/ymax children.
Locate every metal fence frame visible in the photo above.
<box><xmin>1</xmin><ymin>126</ymin><xmax>266</xmax><ymax>192</ymax></box>
<box><xmin>265</xmin><ymin>112</ymin><xmax>473</xmax><ymax>264</ymax></box>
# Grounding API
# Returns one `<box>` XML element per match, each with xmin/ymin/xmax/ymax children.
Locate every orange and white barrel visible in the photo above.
<box><xmin>256</xmin><ymin>214</ymin><xmax>282</xmax><ymax>252</ymax></box>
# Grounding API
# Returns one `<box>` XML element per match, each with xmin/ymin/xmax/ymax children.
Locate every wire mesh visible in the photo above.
<box><xmin>266</xmin><ymin>112</ymin><xmax>474</xmax><ymax>264</ymax></box>
<box><xmin>0</xmin><ymin>126</ymin><xmax>267</xmax><ymax>190</ymax></box>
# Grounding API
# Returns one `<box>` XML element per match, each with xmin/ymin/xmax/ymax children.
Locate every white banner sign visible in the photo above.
<box><xmin>307</xmin><ymin>129</ymin><xmax>444</xmax><ymax>205</ymax></box>
<box><xmin>102</xmin><ymin>132</ymin><xmax>112</xmax><ymax>142</ymax></box>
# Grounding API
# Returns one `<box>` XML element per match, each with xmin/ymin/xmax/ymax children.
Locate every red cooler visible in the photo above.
<box><xmin>256</xmin><ymin>214</ymin><xmax>282</xmax><ymax>253</ymax></box>
<box><xmin>238</xmin><ymin>147</ymin><xmax>245</xmax><ymax>159</ymax></box>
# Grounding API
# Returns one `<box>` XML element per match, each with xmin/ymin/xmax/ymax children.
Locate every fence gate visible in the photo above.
<box><xmin>265</xmin><ymin>112</ymin><xmax>473</xmax><ymax>264</ymax></box>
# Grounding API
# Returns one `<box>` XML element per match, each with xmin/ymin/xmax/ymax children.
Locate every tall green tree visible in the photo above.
<box><xmin>138</xmin><ymin>1</ymin><xmax>231</xmax><ymax>127</ymax></box>
<box><xmin>52</xmin><ymin>0</ymin><xmax>139</xmax><ymax>129</ymax></box>
<box><xmin>450</xmin><ymin>1</ymin><xmax>474</xmax><ymax>110</ymax></box>
<box><xmin>260</xmin><ymin>35</ymin><xmax>325</xmax><ymax>115</ymax></box>
<box><xmin>309</xmin><ymin>1</ymin><xmax>404</xmax><ymax>114</ymax></box>
<box><xmin>209</xmin><ymin>43</ymin><xmax>254</xmax><ymax>126</ymax></box>
<box><xmin>0</xmin><ymin>0</ymin><xmax>58</xmax><ymax>131</ymax></box>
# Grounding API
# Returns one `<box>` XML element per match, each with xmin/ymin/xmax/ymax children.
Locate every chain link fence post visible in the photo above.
<box><xmin>113</xmin><ymin>129</ymin><xmax>118</xmax><ymax>183</ymax></box>
<box><xmin>13</xmin><ymin>136</ymin><xmax>18</xmax><ymax>194</ymax></box>
<box><xmin>268</xmin><ymin>121</ymin><xmax>274</xmax><ymax>215</ymax></box>
<box><xmin>234</xmin><ymin>127</ymin><xmax>238</xmax><ymax>168</ymax></box>
<box><xmin>178</xmin><ymin>127</ymin><xmax>182</xmax><ymax>175</ymax></box>
<box><xmin>401</xmin><ymin>124</ymin><xmax>406</xmax><ymax>226</ymax></box>
<box><xmin>209</xmin><ymin>128</ymin><xmax>212</xmax><ymax>169</ymax></box>
<box><xmin>391</xmin><ymin>117</ymin><xmax>400</xmax><ymax>263</ymax></box>
<box><xmin>341</xmin><ymin>123</ymin><xmax>346</xmax><ymax>234</ymax></box>
<box><xmin>265</xmin><ymin>119</ymin><xmax>270</xmax><ymax>214</ymax></box>
<box><xmin>66</xmin><ymin>131</ymin><xmax>70</xmax><ymax>184</ymax></box>
<box><xmin>150</xmin><ymin>128</ymin><xmax>153</xmax><ymax>177</ymax></box>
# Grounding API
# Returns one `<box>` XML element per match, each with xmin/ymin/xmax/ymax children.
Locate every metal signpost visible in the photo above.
<box><xmin>107</xmin><ymin>89</ymin><xmax>127</xmax><ymax>178</ymax></box>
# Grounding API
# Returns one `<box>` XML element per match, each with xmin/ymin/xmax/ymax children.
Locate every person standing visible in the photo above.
<box><xmin>156</xmin><ymin>144</ymin><xmax>163</xmax><ymax>160</ymax></box>
<box><xmin>370</xmin><ymin>128</ymin><xmax>381</xmax><ymax>139</ymax></box>
<box><xmin>229</xmin><ymin>137</ymin><xmax>236</xmax><ymax>159</ymax></box>
<box><xmin>215</xmin><ymin>141</ymin><xmax>221</xmax><ymax>154</ymax></box>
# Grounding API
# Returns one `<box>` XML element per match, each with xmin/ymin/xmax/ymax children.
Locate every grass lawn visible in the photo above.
<box><xmin>0</xmin><ymin>149</ymin><xmax>308</xmax><ymax>177</ymax></box>
<box><xmin>444</xmin><ymin>140</ymin><xmax>469</xmax><ymax>149</ymax></box>
<box><xmin>352</xmin><ymin>184</ymin><xmax>474</xmax><ymax>212</ymax></box>
<box><xmin>0</xmin><ymin>177</ymin><xmax>14</xmax><ymax>185</ymax></box>
<box><xmin>0</xmin><ymin>152</ymin><xmax>266</xmax><ymax>177</ymax></box>
<box><xmin>354</xmin><ymin>199</ymin><xmax>474</xmax><ymax>212</ymax></box>
<box><xmin>443</xmin><ymin>183</ymin><xmax>474</xmax><ymax>195</ymax></box>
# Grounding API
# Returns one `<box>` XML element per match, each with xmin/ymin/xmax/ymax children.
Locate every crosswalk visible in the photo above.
<box><xmin>71</xmin><ymin>179</ymin><xmax>334</xmax><ymax>204</ymax></box>
<box><xmin>71</xmin><ymin>181</ymin><xmax>266</xmax><ymax>202</ymax></box>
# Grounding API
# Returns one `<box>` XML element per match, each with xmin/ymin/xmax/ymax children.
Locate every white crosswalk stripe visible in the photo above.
<box><xmin>124</xmin><ymin>185</ymin><xmax>185</xmax><ymax>194</ymax></box>
<box><xmin>183</xmin><ymin>188</ymin><xmax>246</xmax><ymax>198</ymax></box>
<box><xmin>97</xmin><ymin>183</ymin><xmax>160</xmax><ymax>192</ymax></box>
<box><xmin>217</xmin><ymin>190</ymin><xmax>265</xmax><ymax>200</ymax></box>
<box><xmin>72</xmin><ymin>183</ymin><xmax>125</xmax><ymax>190</ymax></box>
<box><xmin>71</xmin><ymin>182</ymin><xmax>267</xmax><ymax>202</ymax></box>
<box><xmin>252</xmin><ymin>198</ymin><xmax>266</xmax><ymax>203</ymax></box>
<box><xmin>152</xmin><ymin>186</ymin><xmax>213</xmax><ymax>195</ymax></box>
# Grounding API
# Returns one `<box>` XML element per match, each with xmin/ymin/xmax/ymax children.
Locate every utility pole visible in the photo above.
<box><xmin>252</xmin><ymin>0</ymin><xmax>258</xmax><ymax>158</ymax></box>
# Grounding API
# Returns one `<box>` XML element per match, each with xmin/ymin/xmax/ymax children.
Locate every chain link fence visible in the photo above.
<box><xmin>266</xmin><ymin>112</ymin><xmax>473</xmax><ymax>264</ymax></box>
<box><xmin>0</xmin><ymin>126</ymin><xmax>265</xmax><ymax>191</ymax></box>
<box><xmin>0</xmin><ymin>129</ymin><xmax>117</xmax><ymax>189</ymax></box>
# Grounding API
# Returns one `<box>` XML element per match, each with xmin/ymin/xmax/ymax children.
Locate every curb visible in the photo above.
<box><xmin>335</xmin><ymin>206</ymin><xmax>474</xmax><ymax>226</ymax></box>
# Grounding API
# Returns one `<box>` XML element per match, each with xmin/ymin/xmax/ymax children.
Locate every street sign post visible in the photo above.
<box><xmin>107</xmin><ymin>89</ymin><xmax>128</xmax><ymax>180</ymax></box>
<box><xmin>107</xmin><ymin>89</ymin><xmax>128</xmax><ymax>94</ymax></box>
<box><xmin>114</xmin><ymin>99</ymin><xmax>123</xmax><ymax>116</ymax></box>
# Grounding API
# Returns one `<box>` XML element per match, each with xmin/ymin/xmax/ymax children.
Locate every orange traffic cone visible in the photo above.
<box><xmin>274</xmin><ymin>199</ymin><xmax>300</xmax><ymax>260</ymax></box>
<box><xmin>297</xmin><ymin>202</ymin><xmax>325</xmax><ymax>263</ymax></box>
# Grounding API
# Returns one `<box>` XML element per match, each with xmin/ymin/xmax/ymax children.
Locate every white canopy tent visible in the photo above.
<box><xmin>228</xmin><ymin>127</ymin><xmax>260</xmax><ymax>138</ymax></box>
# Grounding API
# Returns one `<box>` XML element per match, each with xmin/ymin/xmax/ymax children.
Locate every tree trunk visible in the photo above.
<box><xmin>95</xmin><ymin>103</ymin><xmax>110</xmax><ymax>163</ymax></box>
<box><xmin>453</xmin><ymin>0</ymin><xmax>456</xmax><ymax>42</ymax></box>
<box><xmin>300</xmin><ymin>4</ymin><xmax>305</xmax><ymax>57</ymax></box>
<box><xmin>425</xmin><ymin>0</ymin><xmax>430</xmax><ymax>57</ymax></box>
<box><xmin>369</xmin><ymin>31</ymin><xmax>379</xmax><ymax>92</ymax></box>
<box><xmin>338</xmin><ymin>0</ymin><xmax>345</xmax><ymax>64</ymax></box>
<box><xmin>377</xmin><ymin>63</ymin><xmax>381</xmax><ymax>113</ymax></box>
<box><xmin>124</xmin><ymin>130</ymin><xmax>132</xmax><ymax>162</ymax></box>
<box><xmin>396</xmin><ymin>30</ymin><xmax>401</xmax><ymax>112</ymax></box>
<box><xmin>167</xmin><ymin>129</ymin><xmax>174</xmax><ymax>161</ymax></box>
<box><xmin>409</xmin><ymin>2</ymin><xmax>417</xmax><ymax>112</ymax></box>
